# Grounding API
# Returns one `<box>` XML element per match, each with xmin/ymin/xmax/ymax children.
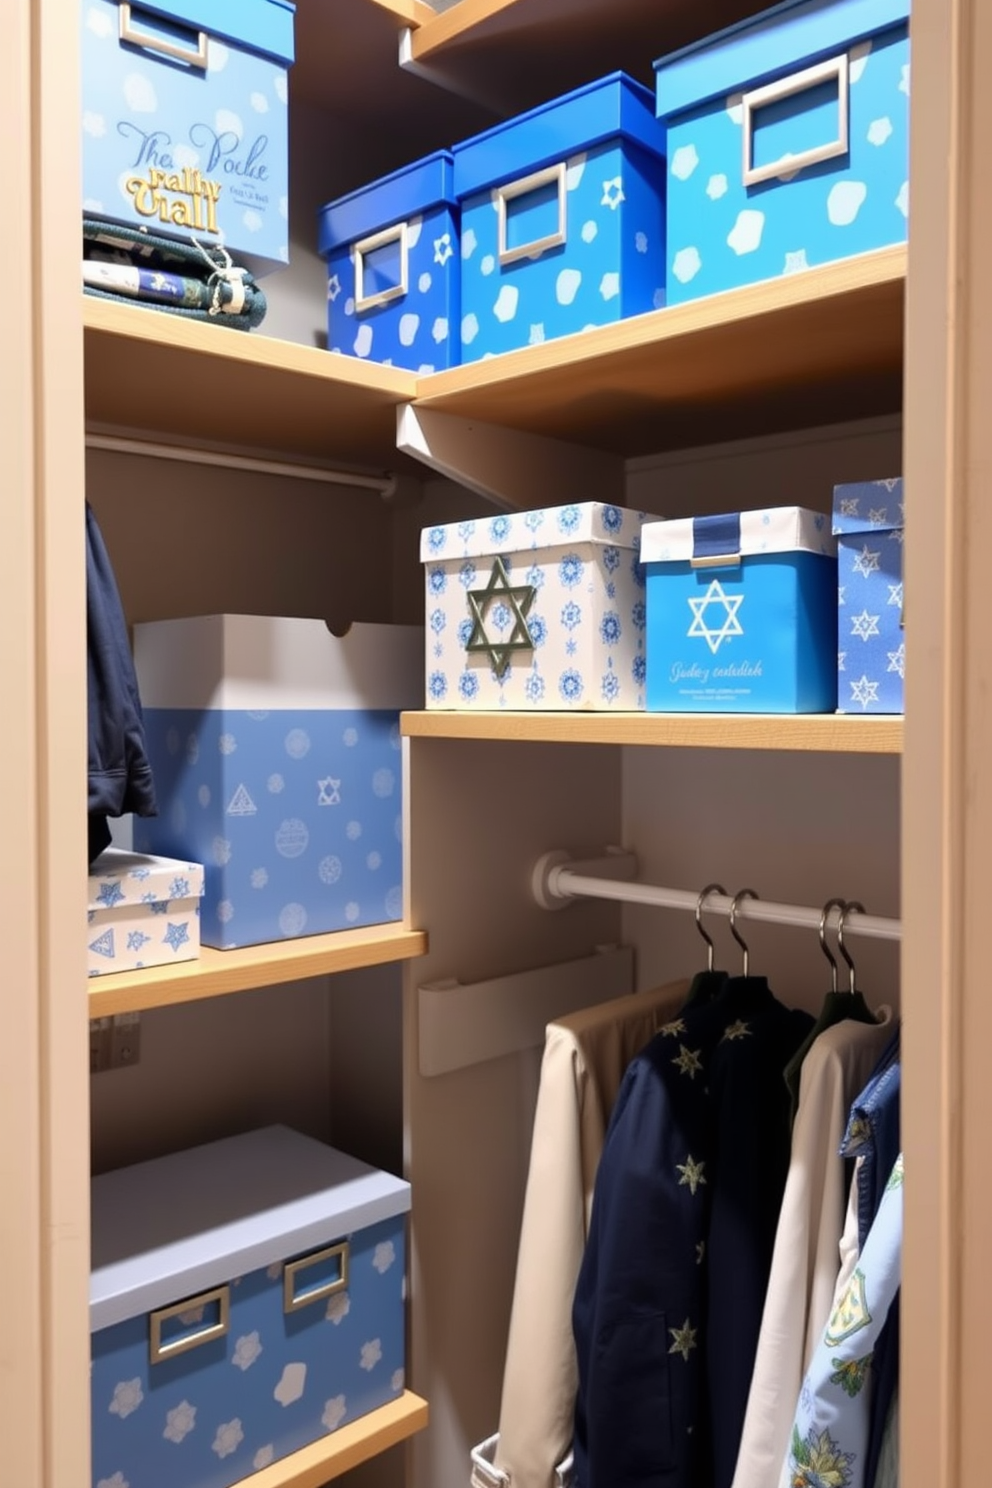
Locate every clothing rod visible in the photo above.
<box><xmin>85</xmin><ymin>433</ymin><xmax>398</xmax><ymax>496</ymax></box>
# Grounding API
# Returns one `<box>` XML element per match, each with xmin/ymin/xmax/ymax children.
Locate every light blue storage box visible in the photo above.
<box><xmin>832</xmin><ymin>478</ymin><xmax>904</xmax><ymax>712</ymax></box>
<box><xmin>80</xmin><ymin>0</ymin><xmax>295</xmax><ymax>275</ymax></box>
<box><xmin>91</xmin><ymin>1125</ymin><xmax>409</xmax><ymax>1488</ymax></box>
<box><xmin>317</xmin><ymin>152</ymin><xmax>459</xmax><ymax>373</ymax></box>
<box><xmin>642</xmin><ymin>507</ymin><xmax>837</xmax><ymax>712</ymax></box>
<box><xmin>654</xmin><ymin>0</ymin><xmax>910</xmax><ymax>305</ymax></box>
<box><xmin>452</xmin><ymin>73</ymin><xmax>667</xmax><ymax>362</ymax></box>
<box><xmin>131</xmin><ymin>616</ymin><xmax>423</xmax><ymax>950</ymax></box>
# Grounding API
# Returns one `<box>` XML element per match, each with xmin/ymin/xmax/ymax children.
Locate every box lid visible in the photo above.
<box><xmin>127</xmin><ymin>0</ymin><xmax>296</xmax><ymax>67</ymax></box>
<box><xmin>318</xmin><ymin>151</ymin><xmax>456</xmax><ymax>256</ymax></box>
<box><xmin>641</xmin><ymin>506</ymin><xmax>835</xmax><ymax>564</ymax></box>
<box><xmin>832</xmin><ymin>478</ymin><xmax>904</xmax><ymax>534</ymax></box>
<box><xmin>90</xmin><ymin>1125</ymin><xmax>411</xmax><ymax>1331</ymax></box>
<box><xmin>654</xmin><ymin>0</ymin><xmax>909</xmax><ymax>121</ymax></box>
<box><xmin>420</xmin><ymin>502</ymin><xmax>650</xmax><ymax>563</ymax></box>
<box><xmin>452</xmin><ymin>72</ymin><xmax>666</xmax><ymax>200</ymax></box>
<box><xmin>87</xmin><ymin>848</ymin><xmax>205</xmax><ymax>913</ymax></box>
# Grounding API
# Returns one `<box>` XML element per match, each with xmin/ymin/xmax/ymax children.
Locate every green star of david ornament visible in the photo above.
<box><xmin>464</xmin><ymin>556</ymin><xmax>537</xmax><ymax>679</ymax></box>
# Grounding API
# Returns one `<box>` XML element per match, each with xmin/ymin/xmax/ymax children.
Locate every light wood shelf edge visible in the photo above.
<box><xmin>409</xmin><ymin>0</ymin><xmax>518</xmax><ymax>57</ymax></box>
<box><xmin>366</xmin><ymin>0</ymin><xmax>436</xmax><ymax>26</ymax></box>
<box><xmin>88</xmin><ymin>925</ymin><xmax>429</xmax><ymax>1018</ymax></box>
<box><xmin>231</xmin><ymin>1392</ymin><xmax>429</xmax><ymax>1488</ymax></box>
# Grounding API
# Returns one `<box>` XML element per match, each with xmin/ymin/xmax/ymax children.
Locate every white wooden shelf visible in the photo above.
<box><xmin>229</xmin><ymin>1392</ymin><xmax>429</xmax><ymax>1488</ymax></box>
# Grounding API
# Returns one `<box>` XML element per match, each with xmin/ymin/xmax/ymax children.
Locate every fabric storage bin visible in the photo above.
<box><xmin>452</xmin><ymin>73</ymin><xmax>667</xmax><ymax>363</ymax></box>
<box><xmin>654</xmin><ymin>0</ymin><xmax>909</xmax><ymax>305</ymax></box>
<box><xmin>90</xmin><ymin>1125</ymin><xmax>409</xmax><ymax>1488</ymax></box>
<box><xmin>641</xmin><ymin>507</ymin><xmax>837</xmax><ymax>712</ymax></box>
<box><xmin>318</xmin><ymin>151</ymin><xmax>459</xmax><ymax>373</ymax></box>
<box><xmin>422</xmin><ymin>503</ymin><xmax>651</xmax><ymax>711</ymax></box>
<box><xmin>832</xmin><ymin>477</ymin><xmax>904</xmax><ymax>712</ymax></box>
<box><xmin>132</xmin><ymin>617</ymin><xmax>423</xmax><ymax>949</ymax></box>
<box><xmin>88</xmin><ymin>847</ymin><xmax>204</xmax><ymax>976</ymax></box>
<box><xmin>80</xmin><ymin>0</ymin><xmax>295</xmax><ymax>276</ymax></box>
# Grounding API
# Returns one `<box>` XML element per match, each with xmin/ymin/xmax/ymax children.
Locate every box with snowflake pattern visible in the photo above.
<box><xmin>87</xmin><ymin>847</ymin><xmax>204</xmax><ymax>977</ymax></box>
<box><xmin>318</xmin><ymin>151</ymin><xmax>459</xmax><ymax>372</ymax></box>
<box><xmin>641</xmin><ymin>506</ymin><xmax>838</xmax><ymax>712</ymax></box>
<box><xmin>654</xmin><ymin>0</ymin><xmax>909</xmax><ymax>306</ymax></box>
<box><xmin>832</xmin><ymin>478</ymin><xmax>904</xmax><ymax>712</ymax></box>
<box><xmin>131</xmin><ymin>617</ymin><xmax>423</xmax><ymax>950</ymax></box>
<box><xmin>421</xmin><ymin>502</ymin><xmax>656</xmax><ymax>711</ymax></box>
<box><xmin>451</xmin><ymin>73</ymin><xmax>667</xmax><ymax>363</ymax></box>
<box><xmin>90</xmin><ymin>1125</ymin><xmax>410</xmax><ymax>1488</ymax></box>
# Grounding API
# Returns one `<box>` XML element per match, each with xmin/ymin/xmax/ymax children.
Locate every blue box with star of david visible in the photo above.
<box><xmin>317</xmin><ymin>152</ymin><xmax>460</xmax><ymax>372</ymax></box>
<box><xmin>90</xmin><ymin>1125</ymin><xmax>409</xmax><ymax>1488</ymax></box>
<box><xmin>88</xmin><ymin>847</ymin><xmax>205</xmax><ymax>976</ymax></box>
<box><xmin>130</xmin><ymin>616</ymin><xmax>423</xmax><ymax>950</ymax></box>
<box><xmin>451</xmin><ymin>73</ymin><xmax>667</xmax><ymax>362</ymax></box>
<box><xmin>641</xmin><ymin>506</ymin><xmax>838</xmax><ymax>712</ymax></box>
<box><xmin>653</xmin><ymin>0</ymin><xmax>909</xmax><ymax>307</ymax></box>
<box><xmin>832</xmin><ymin>478</ymin><xmax>904</xmax><ymax>712</ymax></box>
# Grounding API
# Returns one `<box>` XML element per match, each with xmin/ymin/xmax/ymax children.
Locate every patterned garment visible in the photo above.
<box><xmin>785</xmin><ymin>1155</ymin><xmax>904</xmax><ymax>1488</ymax></box>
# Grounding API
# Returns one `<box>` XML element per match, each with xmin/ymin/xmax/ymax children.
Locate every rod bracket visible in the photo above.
<box><xmin>532</xmin><ymin>847</ymin><xmax>639</xmax><ymax>911</ymax></box>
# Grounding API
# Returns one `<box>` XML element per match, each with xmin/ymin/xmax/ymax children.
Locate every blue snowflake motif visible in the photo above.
<box><xmin>566</xmin><ymin>638</ymin><xmax>578</xmax><ymax>656</ymax></box>
<box><xmin>632</xmin><ymin>653</ymin><xmax>647</xmax><ymax>686</ymax></box>
<box><xmin>524</xmin><ymin>509</ymin><xmax>545</xmax><ymax>532</ymax></box>
<box><xmin>458</xmin><ymin>671</ymin><xmax>480</xmax><ymax>702</ymax></box>
<box><xmin>163</xmin><ymin>921</ymin><xmax>191</xmax><ymax>953</ymax></box>
<box><xmin>457</xmin><ymin>618</ymin><xmax>474</xmax><ymax>648</ymax></box>
<box><xmin>557</xmin><ymin>505</ymin><xmax>581</xmax><ymax>534</ymax></box>
<box><xmin>140</xmin><ymin>891</ymin><xmax>158</xmax><ymax>904</ymax></box>
<box><xmin>559</xmin><ymin>669</ymin><xmax>584</xmax><ymax>703</ymax></box>
<box><xmin>149</xmin><ymin>901</ymin><xmax>170</xmax><ymax>916</ymax></box>
<box><xmin>427</xmin><ymin>526</ymin><xmax>447</xmax><ymax>554</ymax></box>
<box><xmin>600</xmin><ymin>611</ymin><xmax>622</xmax><ymax>646</ymax></box>
<box><xmin>632</xmin><ymin>600</ymin><xmax>647</xmax><ymax>631</ymax></box>
<box><xmin>428</xmin><ymin>568</ymin><xmax>447</xmax><ymax>596</ymax></box>
<box><xmin>459</xmin><ymin>560</ymin><xmax>477</xmax><ymax>589</ymax></box>
<box><xmin>96</xmin><ymin>880</ymin><xmax>126</xmax><ymax>909</ymax></box>
<box><xmin>527</xmin><ymin>614</ymin><xmax>548</xmax><ymax>647</ymax></box>
<box><xmin>526</xmin><ymin>564</ymin><xmax>544</xmax><ymax>590</ymax></box>
<box><xmin>168</xmin><ymin>876</ymin><xmax>190</xmax><ymax>900</ymax></box>
<box><xmin>603</xmin><ymin>545</ymin><xmax>621</xmax><ymax>573</ymax></box>
<box><xmin>631</xmin><ymin>554</ymin><xmax>646</xmax><ymax>589</ymax></box>
<box><xmin>560</xmin><ymin>553</ymin><xmax>585</xmax><ymax>588</ymax></box>
<box><xmin>129</xmin><ymin>867</ymin><xmax>151</xmax><ymax>881</ymax></box>
<box><xmin>524</xmin><ymin>672</ymin><xmax>546</xmax><ymax>703</ymax></box>
<box><xmin>430</xmin><ymin>608</ymin><xmax>446</xmax><ymax>634</ymax></box>
<box><xmin>600</xmin><ymin>504</ymin><xmax>623</xmax><ymax>534</ymax></box>
<box><xmin>457</xmin><ymin>519</ymin><xmax>476</xmax><ymax>542</ymax></box>
<box><xmin>602</xmin><ymin>671</ymin><xmax>621</xmax><ymax>703</ymax></box>
<box><xmin>428</xmin><ymin>671</ymin><xmax>448</xmax><ymax>702</ymax></box>
<box><xmin>126</xmin><ymin>930</ymin><xmax>151</xmax><ymax>952</ymax></box>
<box><xmin>606</xmin><ymin>582</ymin><xmax>616</xmax><ymax>599</ymax></box>
<box><xmin>561</xmin><ymin>601</ymin><xmax>582</xmax><ymax>631</ymax></box>
<box><xmin>433</xmin><ymin>642</ymin><xmax>443</xmax><ymax>658</ymax></box>
<box><xmin>490</xmin><ymin>602</ymin><xmax>511</xmax><ymax>632</ymax></box>
<box><xmin>489</xmin><ymin>515</ymin><xmax>511</xmax><ymax>544</ymax></box>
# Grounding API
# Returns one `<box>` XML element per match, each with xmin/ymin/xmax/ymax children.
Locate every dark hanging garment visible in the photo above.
<box><xmin>86</xmin><ymin>502</ymin><xmax>157</xmax><ymax>863</ymax></box>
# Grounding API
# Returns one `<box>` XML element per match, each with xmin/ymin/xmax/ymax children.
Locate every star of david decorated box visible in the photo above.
<box><xmin>90</xmin><ymin>1125</ymin><xmax>409</xmax><ymax>1488</ymax></box>
<box><xmin>421</xmin><ymin>502</ymin><xmax>653</xmax><ymax>711</ymax></box>
<box><xmin>641</xmin><ymin>507</ymin><xmax>838</xmax><ymax>712</ymax></box>
<box><xmin>653</xmin><ymin>0</ymin><xmax>909</xmax><ymax>306</ymax></box>
<box><xmin>80</xmin><ymin>0</ymin><xmax>295</xmax><ymax>277</ymax></box>
<box><xmin>832</xmin><ymin>478</ymin><xmax>904</xmax><ymax>712</ymax></box>
<box><xmin>131</xmin><ymin>617</ymin><xmax>422</xmax><ymax>950</ymax></box>
<box><xmin>451</xmin><ymin>73</ymin><xmax>667</xmax><ymax>363</ymax></box>
<box><xmin>87</xmin><ymin>847</ymin><xmax>205</xmax><ymax>977</ymax></box>
<box><xmin>318</xmin><ymin>152</ymin><xmax>459</xmax><ymax>373</ymax></box>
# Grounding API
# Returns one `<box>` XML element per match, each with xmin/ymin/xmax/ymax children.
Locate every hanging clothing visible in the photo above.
<box><xmin>873</xmin><ymin>1388</ymin><xmax>899</xmax><ymax>1488</ymax></box>
<box><xmin>731</xmin><ymin>1009</ymin><xmax>895</xmax><ymax>1488</ymax></box>
<box><xmin>491</xmin><ymin>979</ymin><xmax>689</xmax><ymax>1488</ymax></box>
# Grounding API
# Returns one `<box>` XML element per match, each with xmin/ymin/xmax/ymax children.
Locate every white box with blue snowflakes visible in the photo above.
<box><xmin>131</xmin><ymin>616</ymin><xmax>423</xmax><ymax>950</ymax></box>
<box><xmin>422</xmin><ymin>503</ymin><xmax>652</xmax><ymax>711</ymax></box>
<box><xmin>654</xmin><ymin>0</ymin><xmax>909</xmax><ymax>306</ymax></box>
<box><xmin>80</xmin><ymin>0</ymin><xmax>295</xmax><ymax>276</ymax></box>
<box><xmin>832</xmin><ymin>478</ymin><xmax>904</xmax><ymax>712</ymax></box>
<box><xmin>88</xmin><ymin>847</ymin><xmax>205</xmax><ymax>977</ymax></box>
<box><xmin>641</xmin><ymin>506</ymin><xmax>838</xmax><ymax>712</ymax></box>
<box><xmin>451</xmin><ymin>73</ymin><xmax>667</xmax><ymax>363</ymax></box>
<box><xmin>91</xmin><ymin>1124</ymin><xmax>410</xmax><ymax>1488</ymax></box>
<box><xmin>318</xmin><ymin>151</ymin><xmax>459</xmax><ymax>373</ymax></box>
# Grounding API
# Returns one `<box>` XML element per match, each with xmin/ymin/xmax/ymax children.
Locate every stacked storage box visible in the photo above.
<box><xmin>833</xmin><ymin>477</ymin><xmax>905</xmax><ymax>712</ymax></box>
<box><xmin>87</xmin><ymin>848</ymin><xmax>205</xmax><ymax>976</ymax></box>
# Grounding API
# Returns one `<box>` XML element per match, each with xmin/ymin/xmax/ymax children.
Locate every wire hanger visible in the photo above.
<box><xmin>837</xmin><ymin>899</ymin><xmax>868</xmax><ymax>999</ymax></box>
<box><xmin>681</xmin><ymin>883</ymin><xmax>729</xmax><ymax>1009</ymax></box>
<box><xmin>729</xmin><ymin>888</ymin><xmax>759</xmax><ymax>977</ymax></box>
<box><xmin>819</xmin><ymin>895</ymin><xmax>847</xmax><ymax>994</ymax></box>
<box><xmin>697</xmin><ymin>883</ymin><xmax>726</xmax><ymax>973</ymax></box>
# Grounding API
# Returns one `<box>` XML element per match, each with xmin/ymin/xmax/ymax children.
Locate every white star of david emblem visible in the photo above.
<box><xmin>327</xmin><ymin>273</ymin><xmax>341</xmax><ymax>302</ymax></box>
<box><xmin>318</xmin><ymin>777</ymin><xmax>341</xmax><ymax>806</ymax></box>
<box><xmin>889</xmin><ymin>526</ymin><xmax>905</xmax><ymax>544</ymax></box>
<box><xmin>868</xmin><ymin>507</ymin><xmax>890</xmax><ymax>527</ymax></box>
<box><xmin>433</xmin><ymin>233</ymin><xmax>453</xmax><ymax>266</ymax></box>
<box><xmin>852</xmin><ymin>545</ymin><xmax>881</xmax><ymax>578</ymax></box>
<box><xmin>838</xmin><ymin>651</ymin><xmax>847</xmax><ymax>673</ymax></box>
<box><xmin>840</xmin><ymin>497</ymin><xmax>860</xmax><ymax>517</ymax></box>
<box><xmin>887</xmin><ymin>583</ymin><xmax>904</xmax><ymax>608</ymax></box>
<box><xmin>838</xmin><ymin>585</ymin><xmax>846</xmax><ymax>606</ymax></box>
<box><xmin>601</xmin><ymin>176</ymin><xmax>625</xmax><ymax>210</ymax></box>
<box><xmin>887</xmin><ymin>642</ymin><xmax>905</xmax><ymax>678</ymax></box>
<box><xmin>851</xmin><ymin>609</ymin><xmax>881</xmax><ymax>641</ymax></box>
<box><xmin>687</xmin><ymin>580</ymin><xmax>744</xmax><ymax>653</ymax></box>
<box><xmin>850</xmin><ymin>674</ymin><xmax>880</xmax><ymax>708</ymax></box>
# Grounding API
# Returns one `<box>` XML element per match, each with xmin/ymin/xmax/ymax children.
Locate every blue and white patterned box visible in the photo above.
<box><xmin>452</xmin><ymin>73</ymin><xmax>667</xmax><ymax>363</ymax></box>
<box><xmin>832</xmin><ymin>478</ymin><xmax>904</xmax><ymax>712</ymax></box>
<box><xmin>654</xmin><ymin>0</ymin><xmax>909</xmax><ymax>305</ymax></box>
<box><xmin>318</xmin><ymin>152</ymin><xmax>459</xmax><ymax>373</ymax></box>
<box><xmin>91</xmin><ymin>1125</ymin><xmax>409</xmax><ymax>1488</ymax></box>
<box><xmin>131</xmin><ymin>617</ymin><xmax>423</xmax><ymax>950</ymax></box>
<box><xmin>641</xmin><ymin>507</ymin><xmax>838</xmax><ymax>712</ymax></box>
<box><xmin>88</xmin><ymin>848</ymin><xmax>205</xmax><ymax>976</ymax></box>
<box><xmin>422</xmin><ymin>503</ymin><xmax>653</xmax><ymax>711</ymax></box>
<box><xmin>80</xmin><ymin>0</ymin><xmax>295</xmax><ymax>276</ymax></box>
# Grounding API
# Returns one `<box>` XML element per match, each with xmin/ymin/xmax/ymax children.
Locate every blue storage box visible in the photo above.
<box><xmin>641</xmin><ymin>507</ymin><xmax>838</xmax><ymax>712</ymax></box>
<box><xmin>318</xmin><ymin>152</ymin><xmax>459</xmax><ymax>373</ymax></box>
<box><xmin>131</xmin><ymin>616</ymin><xmax>423</xmax><ymax>950</ymax></box>
<box><xmin>832</xmin><ymin>478</ymin><xmax>904</xmax><ymax>712</ymax></box>
<box><xmin>452</xmin><ymin>73</ymin><xmax>667</xmax><ymax>363</ymax></box>
<box><xmin>654</xmin><ymin>0</ymin><xmax>909</xmax><ymax>304</ymax></box>
<box><xmin>91</xmin><ymin>1125</ymin><xmax>409</xmax><ymax>1488</ymax></box>
<box><xmin>80</xmin><ymin>0</ymin><xmax>295</xmax><ymax>276</ymax></box>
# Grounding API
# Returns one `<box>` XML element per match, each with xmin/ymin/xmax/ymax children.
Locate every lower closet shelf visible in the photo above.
<box><xmin>229</xmin><ymin>1393</ymin><xmax>429</xmax><ymax>1488</ymax></box>
<box><xmin>87</xmin><ymin>925</ymin><xmax>429</xmax><ymax>1018</ymax></box>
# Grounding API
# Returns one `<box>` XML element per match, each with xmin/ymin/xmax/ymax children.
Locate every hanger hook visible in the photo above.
<box><xmin>819</xmin><ymin>896</ymin><xmax>847</xmax><ymax>994</ymax></box>
<box><xmin>728</xmin><ymin>888</ymin><xmax>758</xmax><ymax>977</ymax></box>
<box><xmin>695</xmin><ymin>883</ymin><xmax>727</xmax><ymax>973</ymax></box>
<box><xmin>837</xmin><ymin>900</ymin><xmax>865</xmax><ymax>994</ymax></box>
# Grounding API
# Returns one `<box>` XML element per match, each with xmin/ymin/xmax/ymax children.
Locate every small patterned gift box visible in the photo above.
<box><xmin>832</xmin><ymin>477</ymin><xmax>904</xmax><ymax>712</ymax></box>
<box><xmin>90</xmin><ymin>1125</ymin><xmax>410</xmax><ymax>1488</ymax></box>
<box><xmin>88</xmin><ymin>848</ymin><xmax>204</xmax><ymax>977</ymax></box>
<box><xmin>421</xmin><ymin>502</ymin><xmax>653</xmax><ymax>711</ymax></box>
